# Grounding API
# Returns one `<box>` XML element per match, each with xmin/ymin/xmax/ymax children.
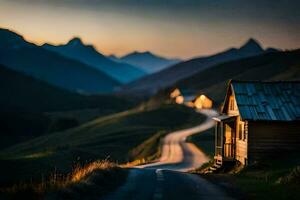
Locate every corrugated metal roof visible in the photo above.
<box><xmin>231</xmin><ymin>81</ymin><xmax>300</xmax><ymax>121</ymax></box>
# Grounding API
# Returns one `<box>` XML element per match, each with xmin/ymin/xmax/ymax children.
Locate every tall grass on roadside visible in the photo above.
<box><xmin>125</xmin><ymin>131</ymin><xmax>165</xmax><ymax>167</ymax></box>
<box><xmin>0</xmin><ymin>160</ymin><xmax>125</xmax><ymax>200</ymax></box>
<box><xmin>69</xmin><ymin>160</ymin><xmax>116</xmax><ymax>183</ymax></box>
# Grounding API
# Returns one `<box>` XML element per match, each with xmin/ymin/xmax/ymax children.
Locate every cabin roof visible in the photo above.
<box><xmin>227</xmin><ymin>80</ymin><xmax>300</xmax><ymax>121</ymax></box>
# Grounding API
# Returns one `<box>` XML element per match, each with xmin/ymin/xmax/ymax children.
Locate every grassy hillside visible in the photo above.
<box><xmin>0</xmin><ymin>64</ymin><xmax>133</xmax><ymax>113</ymax></box>
<box><xmin>0</xmin><ymin>104</ymin><xmax>205</xmax><ymax>186</ymax></box>
<box><xmin>0</xmin><ymin>160</ymin><xmax>128</xmax><ymax>200</ymax></box>
<box><xmin>0</xmin><ymin>64</ymin><xmax>136</xmax><ymax>149</ymax></box>
<box><xmin>175</xmin><ymin>49</ymin><xmax>300</xmax><ymax>103</ymax></box>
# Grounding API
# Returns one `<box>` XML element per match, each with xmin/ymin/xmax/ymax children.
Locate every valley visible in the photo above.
<box><xmin>0</xmin><ymin>24</ymin><xmax>299</xmax><ymax>200</ymax></box>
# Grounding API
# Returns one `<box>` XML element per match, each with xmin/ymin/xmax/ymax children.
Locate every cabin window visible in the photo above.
<box><xmin>239</xmin><ymin>124</ymin><xmax>243</xmax><ymax>140</ymax></box>
<box><xmin>229</xmin><ymin>98</ymin><xmax>235</xmax><ymax>110</ymax></box>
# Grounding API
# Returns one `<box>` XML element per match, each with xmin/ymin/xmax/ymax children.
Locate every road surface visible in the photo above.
<box><xmin>103</xmin><ymin>109</ymin><xmax>234</xmax><ymax>200</ymax></box>
<box><xmin>139</xmin><ymin>109</ymin><xmax>218</xmax><ymax>172</ymax></box>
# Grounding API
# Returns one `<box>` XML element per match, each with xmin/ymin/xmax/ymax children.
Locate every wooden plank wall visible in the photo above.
<box><xmin>248</xmin><ymin>121</ymin><xmax>300</xmax><ymax>162</ymax></box>
<box><xmin>235</xmin><ymin>118</ymin><xmax>248</xmax><ymax>164</ymax></box>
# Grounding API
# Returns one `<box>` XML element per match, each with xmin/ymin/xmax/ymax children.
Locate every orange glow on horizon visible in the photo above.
<box><xmin>1</xmin><ymin>1</ymin><xmax>299</xmax><ymax>59</ymax></box>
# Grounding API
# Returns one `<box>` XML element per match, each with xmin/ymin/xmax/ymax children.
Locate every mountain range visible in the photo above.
<box><xmin>43</xmin><ymin>38</ymin><xmax>146</xmax><ymax>83</ymax></box>
<box><xmin>174</xmin><ymin>49</ymin><xmax>300</xmax><ymax>103</ymax></box>
<box><xmin>121</xmin><ymin>38</ymin><xmax>277</xmax><ymax>95</ymax></box>
<box><xmin>109</xmin><ymin>51</ymin><xmax>181</xmax><ymax>73</ymax></box>
<box><xmin>0</xmin><ymin>28</ymin><xmax>120</xmax><ymax>94</ymax></box>
<box><xmin>0</xmin><ymin>27</ymin><xmax>286</xmax><ymax>98</ymax></box>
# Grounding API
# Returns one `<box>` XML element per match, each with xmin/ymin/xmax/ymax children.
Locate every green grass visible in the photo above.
<box><xmin>192</xmin><ymin>153</ymin><xmax>300</xmax><ymax>200</ymax></box>
<box><xmin>128</xmin><ymin>131</ymin><xmax>166</xmax><ymax>163</ymax></box>
<box><xmin>188</xmin><ymin>127</ymin><xmax>300</xmax><ymax>200</ymax></box>
<box><xmin>234</xmin><ymin>153</ymin><xmax>300</xmax><ymax>200</ymax></box>
<box><xmin>0</xmin><ymin>104</ymin><xmax>205</xmax><ymax>186</ymax></box>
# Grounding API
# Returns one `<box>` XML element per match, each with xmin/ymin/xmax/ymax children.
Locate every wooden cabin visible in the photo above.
<box><xmin>213</xmin><ymin>80</ymin><xmax>300</xmax><ymax>166</ymax></box>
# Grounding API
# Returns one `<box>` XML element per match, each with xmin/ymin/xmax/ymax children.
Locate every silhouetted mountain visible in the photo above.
<box><xmin>266</xmin><ymin>47</ymin><xmax>280</xmax><ymax>53</ymax></box>
<box><xmin>238</xmin><ymin>38</ymin><xmax>264</xmax><ymax>55</ymax></box>
<box><xmin>117</xmin><ymin>51</ymin><xmax>181</xmax><ymax>73</ymax></box>
<box><xmin>0</xmin><ymin>28</ymin><xmax>120</xmax><ymax>93</ymax></box>
<box><xmin>121</xmin><ymin>38</ymin><xmax>273</xmax><ymax>96</ymax></box>
<box><xmin>43</xmin><ymin>38</ymin><xmax>146</xmax><ymax>83</ymax></box>
<box><xmin>174</xmin><ymin>49</ymin><xmax>300</xmax><ymax>103</ymax></box>
<box><xmin>107</xmin><ymin>54</ymin><xmax>119</xmax><ymax>62</ymax></box>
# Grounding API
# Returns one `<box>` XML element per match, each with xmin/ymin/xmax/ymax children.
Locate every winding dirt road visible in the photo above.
<box><xmin>103</xmin><ymin>109</ymin><xmax>235</xmax><ymax>200</ymax></box>
<box><xmin>139</xmin><ymin>109</ymin><xmax>218</xmax><ymax>172</ymax></box>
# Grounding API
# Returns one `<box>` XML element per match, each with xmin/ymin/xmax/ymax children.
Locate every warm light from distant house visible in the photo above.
<box><xmin>170</xmin><ymin>88</ymin><xmax>181</xmax><ymax>98</ymax></box>
<box><xmin>200</xmin><ymin>95</ymin><xmax>206</xmax><ymax>101</ymax></box>
<box><xmin>194</xmin><ymin>94</ymin><xmax>213</xmax><ymax>109</ymax></box>
<box><xmin>175</xmin><ymin>95</ymin><xmax>184</xmax><ymax>104</ymax></box>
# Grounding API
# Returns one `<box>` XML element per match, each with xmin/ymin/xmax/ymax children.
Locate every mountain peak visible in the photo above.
<box><xmin>67</xmin><ymin>37</ymin><xmax>84</xmax><ymax>46</ymax></box>
<box><xmin>141</xmin><ymin>51</ymin><xmax>152</xmax><ymax>55</ymax></box>
<box><xmin>0</xmin><ymin>28</ymin><xmax>28</xmax><ymax>47</ymax></box>
<box><xmin>131</xmin><ymin>50</ymin><xmax>151</xmax><ymax>55</ymax></box>
<box><xmin>240</xmin><ymin>38</ymin><xmax>264</xmax><ymax>52</ymax></box>
<box><xmin>127</xmin><ymin>51</ymin><xmax>156</xmax><ymax>58</ymax></box>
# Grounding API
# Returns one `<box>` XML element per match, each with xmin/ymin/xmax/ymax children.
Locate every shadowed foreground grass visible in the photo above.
<box><xmin>234</xmin><ymin>153</ymin><xmax>300</xmax><ymax>200</ymax></box>
<box><xmin>0</xmin><ymin>160</ymin><xmax>127</xmax><ymax>200</ymax></box>
<box><xmin>188</xmin><ymin>127</ymin><xmax>300</xmax><ymax>200</ymax></box>
<box><xmin>193</xmin><ymin>153</ymin><xmax>300</xmax><ymax>200</ymax></box>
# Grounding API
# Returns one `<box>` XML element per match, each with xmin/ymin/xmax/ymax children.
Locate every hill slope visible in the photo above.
<box><xmin>175</xmin><ymin>49</ymin><xmax>300</xmax><ymax>103</ymax></box>
<box><xmin>0</xmin><ymin>64</ymin><xmax>135</xmax><ymax>149</ymax></box>
<box><xmin>116</xmin><ymin>51</ymin><xmax>181</xmax><ymax>73</ymax></box>
<box><xmin>121</xmin><ymin>39</ymin><xmax>268</xmax><ymax>95</ymax></box>
<box><xmin>0</xmin><ymin>64</ymin><xmax>131</xmax><ymax>113</ymax></box>
<box><xmin>0</xmin><ymin>28</ymin><xmax>120</xmax><ymax>93</ymax></box>
<box><xmin>43</xmin><ymin>38</ymin><xmax>146</xmax><ymax>83</ymax></box>
<box><xmin>0</xmin><ymin>104</ymin><xmax>205</xmax><ymax>185</ymax></box>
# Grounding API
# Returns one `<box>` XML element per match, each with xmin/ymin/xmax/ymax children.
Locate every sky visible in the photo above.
<box><xmin>0</xmin><ymin>0</ymin><xmax>299</xmax><ymax>59</ymax></box>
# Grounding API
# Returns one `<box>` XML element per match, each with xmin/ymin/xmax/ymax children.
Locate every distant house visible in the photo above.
<box><xmin>193</xmin><ymin>95</ymin><xmax>213</xmax><ymax>109</ymax></box>
<box><xmin>213</xmin><ymin>80</ymin><xmax>300</xmax><ymax>166</ymax></box>
<box><xmin>170</xmin><ymin>88</ymin><xmax>196</xmax><ymax>105</ymax></box>
<box><xmin>169</xmin><ymin>88</ymin><xmax>213</xmax><ymax>108</ymax></box>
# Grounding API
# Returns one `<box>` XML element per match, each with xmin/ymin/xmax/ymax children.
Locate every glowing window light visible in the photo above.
<box><xmin>170</xmin><ymin>88</ymin><xmax>181</xmax><ymax>98</ymax></box>
<box><xmin>194</xmin><ymin>94</ymin><xmax>213</xmax><ymax>109</ymax></box>
<box><xmin>175</xmin><ymin>95</ymin><xmax>184</xmax><ymax>104</ymax></box>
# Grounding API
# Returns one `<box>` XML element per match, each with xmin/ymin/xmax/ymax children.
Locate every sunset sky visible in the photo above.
<box><xmin>0</xmin><ymin>0</ymin><xmax>299</xmax><ymax>59</ymax></box>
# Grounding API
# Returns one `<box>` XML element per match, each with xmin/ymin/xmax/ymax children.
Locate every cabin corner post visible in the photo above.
<box><xmin>215</xmin><ymin>121</ymin><xmax>217</xmax><ymax>157</ymax></box>
<box><xmin>245</xmin><ymin>120</ymin><xmax>249</xmax><ymax>165</ymax></box>
<box><xmin>214</xmin><ymin>121</ymin><xmax>223</xmax><ymax>162</ymax></box>
<box><xmin>220</xmin><ymin>121</ymin><xmax>224</xmax><ymax>158</ymax></box>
